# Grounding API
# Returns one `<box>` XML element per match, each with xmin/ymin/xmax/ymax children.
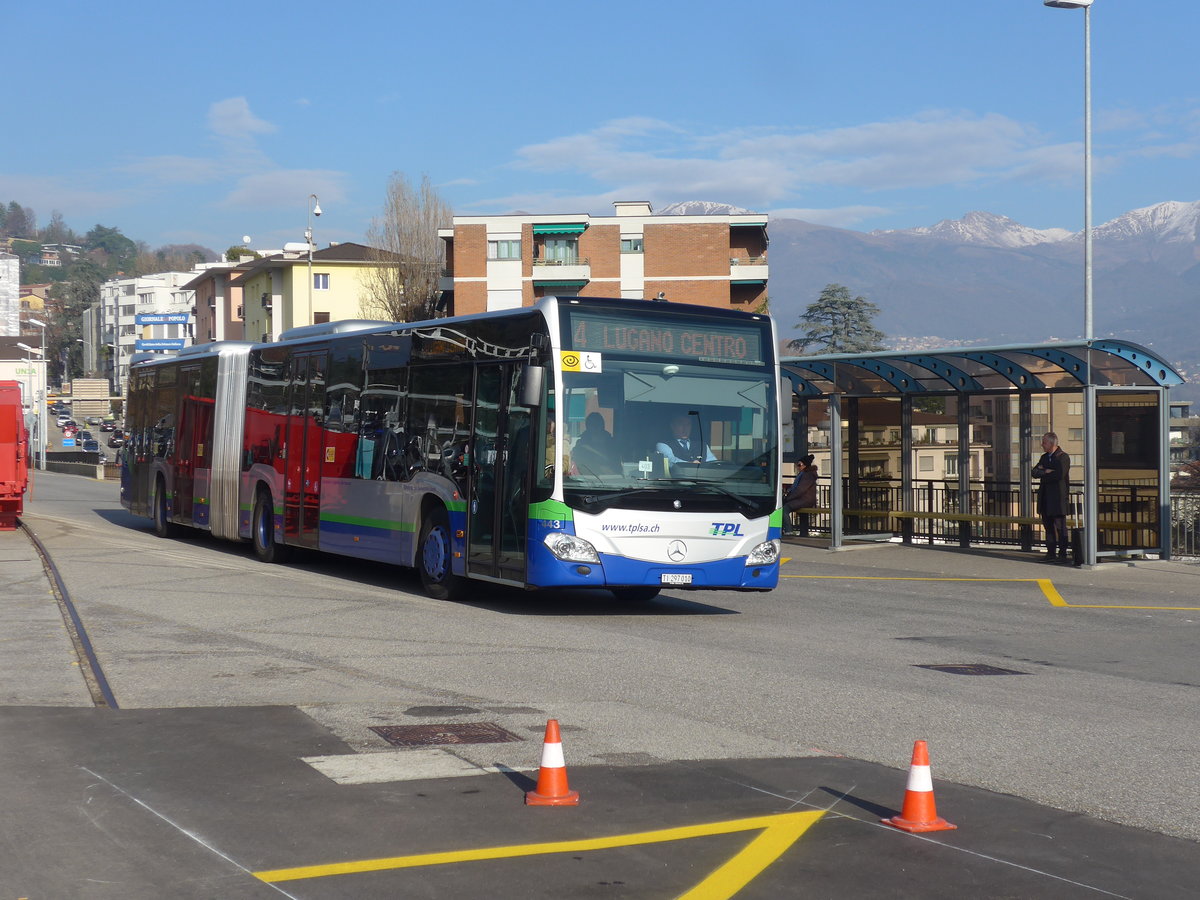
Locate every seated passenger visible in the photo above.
<box><xmin>656</xmin><ymin>414</ymin><xmax>716</xmax><ymax>464</ymax></box>
<box><xmin>571</xmin><ymin>412</ymin><xmax>621</xmax><ymax>476</ymax></box>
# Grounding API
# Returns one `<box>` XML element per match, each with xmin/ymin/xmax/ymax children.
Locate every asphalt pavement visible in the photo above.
<box><xmin>2</xmin><ymin>488</ymin><xmax>1199</xmax><ymax>898</ymax></box>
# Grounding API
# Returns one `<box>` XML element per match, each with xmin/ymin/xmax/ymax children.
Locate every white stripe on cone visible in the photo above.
<box><xmin>540</xmin><ymin>741</ymin><xmax>566</xmax><ymax>769</ymax></box>
<box><xmin>906</xmin><ymin>764</ymin><xmax>934</xmax><ymax>793</ymax></box>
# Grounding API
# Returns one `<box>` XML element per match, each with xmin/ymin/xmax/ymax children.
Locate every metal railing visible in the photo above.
<box><xmin>729</xmin><ymin>256</ymin><xmax>768</xmax><ymax>266</ymax></box>
<box><xmin>787</xmin><ymin>479</ymin><xmax>1200</xmax><ymax>558</ymax></box>
<box><xmin>532</xmin><ymin>257</ymin><xmax>590</xmax><ymax>267</ymax></box>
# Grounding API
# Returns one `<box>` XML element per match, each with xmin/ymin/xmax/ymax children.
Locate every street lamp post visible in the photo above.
<box><xmin>77</xmin><ymin>338</ymin><xmax>116</xmax><ymax>382</ymax></box>
<box><xmin>1044</xmin><ymin>0</ymin><xmax>1094</xmax><ymax>342</ymax></box>
<box><xmin>1046</xmin><ymin>0</ymin><xmax>1097</xmax><ymax>570</ymax></box>
<box><xmin>305</xmin><ymin>194</ymin><xmax>322</xmax><ymax>328</ymax></box>
<box><xmin>28</xmin><ymin>317</ymin><xmax>47</xmax><ymax>469</ymax></box>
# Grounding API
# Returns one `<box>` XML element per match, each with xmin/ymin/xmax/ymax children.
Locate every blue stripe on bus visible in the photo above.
<box><xmin>524</xmin><ymin>529</ymin><xmax>778</xmax><ymax>591</ymax></box>
<box><xmin>320</xmin><ymin>517</ymin><xmax>412</xmax><ymax>563</ymax></box>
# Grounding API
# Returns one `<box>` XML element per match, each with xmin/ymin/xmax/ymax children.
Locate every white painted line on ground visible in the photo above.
<box><xmin>302</xmin><ymin>749</ymin><xmax>535</xmax><ymax>784</ymax></box>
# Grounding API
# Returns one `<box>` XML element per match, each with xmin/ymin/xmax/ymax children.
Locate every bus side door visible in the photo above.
<box><xmin>173</xmin><ymin>365</ymin><xmax>201</xmax><ymax>523</ymax></box>
<box><xmin>284</xmin><ymin>352</ymin><xmax>326</xmax><ymax>549</ymax></box>
<box><xmin>468</xmin><ymin>363</ymin><xmax>530</xmax><ymax>583</ymax></box>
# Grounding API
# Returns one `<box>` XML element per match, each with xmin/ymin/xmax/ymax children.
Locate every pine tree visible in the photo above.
<box><xmin>788</xmin><ymin>283</ymin><xmax>887</xmax><ymax>354</ymax></box>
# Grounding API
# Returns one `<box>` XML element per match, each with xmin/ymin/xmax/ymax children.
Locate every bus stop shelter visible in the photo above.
<box><xmin>781</xmin><ymin>340</ymin><xmax>1185</xmax><ymax>566</ymax></box>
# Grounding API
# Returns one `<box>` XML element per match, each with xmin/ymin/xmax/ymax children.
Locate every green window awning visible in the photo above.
<box><xmin>732</xmin><ymin>278</ymin><xmax>767</xmax><ymax>285</ymax></box>
<box><xmin>532</xmin><ymin>224</ymin><xmax>587</xmax><ymax>234</ymax></box>
<box><xmin>534</xmin><ymin>279</ymin><xmax>588</xmax><ymax>287</ymax></box>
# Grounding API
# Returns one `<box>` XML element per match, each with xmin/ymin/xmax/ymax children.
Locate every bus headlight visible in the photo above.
<box><xmin>745</xmin><ymin>539</ymin><xmax>780</xmax><ymax>566</ymax></box>
<box><xmin>544</xmin><ymin>532</ymin><xmax>600</xmax><ymax>563</ymax></box>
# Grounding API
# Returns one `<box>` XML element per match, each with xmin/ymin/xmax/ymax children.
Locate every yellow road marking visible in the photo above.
<box><xmin>781</xmin><ymin>574</ymin><xmax>1200</xmax><ymax>611</ymax></box>
<box><xmin>254</xmin><ymin>810</ymin><xmax>825</xmax><ymax>899</ymax></box>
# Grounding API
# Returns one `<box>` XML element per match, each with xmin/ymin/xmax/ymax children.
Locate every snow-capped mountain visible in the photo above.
<box><xmin>658</xmin><ymin>200</ymin><xmax>755</xmax><ymax>216</ymax></box>
<box><xmin>1091</xmin><ymin>200</ymin><xmax>1200</xmax><ymax>244</ymax></box>
<box><xmin>874</xmin><ymin>211</ymin><xmax>1071</xmax><ymax>248</ymax></box>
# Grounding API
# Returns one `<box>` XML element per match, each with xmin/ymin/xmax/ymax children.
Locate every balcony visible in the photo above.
<box><xmin>532</xmin><ymin>256</ymin><xmax>591</xmax><ymax>283</ymax></box>
<box><xmin>730</xmin><ymin>256</ymin><xmax>769</xmax><ymax>283</ymax></box>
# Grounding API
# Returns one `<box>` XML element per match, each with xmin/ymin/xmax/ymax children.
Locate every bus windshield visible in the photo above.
<box><xmin>560</xmin><ymin>357</ymin><xmax>777</xmax><ymax>516</ymax></box>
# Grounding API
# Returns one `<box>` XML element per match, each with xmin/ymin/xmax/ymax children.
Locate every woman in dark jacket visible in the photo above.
<box><xmin>783</xmin><ymin>454</ymin><xmax>818</xmax><ymax>535</ymax></box>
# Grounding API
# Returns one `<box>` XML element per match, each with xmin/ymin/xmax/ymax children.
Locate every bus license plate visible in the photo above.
<box><xmin>661</xmin><ymin>573</ymin><xmax>692</xmax><ymax>585</ymax></box>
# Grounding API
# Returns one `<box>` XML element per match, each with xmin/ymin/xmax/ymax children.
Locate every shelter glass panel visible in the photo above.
<box><xmin>846</xmin><ymin>397</ymin><xmax>902</xmax><ymax>536</ymax></box>
<box><xmin>1097</xmin><ymin>391</ymin><xmax>1161</xmax><ymax>551</ymax></box>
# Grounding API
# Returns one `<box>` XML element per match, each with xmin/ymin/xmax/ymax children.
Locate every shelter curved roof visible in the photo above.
<box><xmin>782</xmin><ymin>339</ymin><xmax>1184</xmax><ymax>396</ymax></box>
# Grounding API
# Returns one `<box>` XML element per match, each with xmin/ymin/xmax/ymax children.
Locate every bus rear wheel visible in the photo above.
<box><xmin>419</xmin><ymin>508</ymin><xmax>465</xmax><ymax>601</ymax></box>
<box><xmin>252</xmin><ymin>490</ymin><xmax>290</xmax><ymax>564</ymax></box>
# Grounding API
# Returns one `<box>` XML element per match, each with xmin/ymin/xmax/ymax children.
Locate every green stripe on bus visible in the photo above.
<box><xmin>322</xmin><ymin>513</ymin><xmax>417</xmax><ymax>533</ymax></box>
<box><xmin>529</xmin><ymin>499</ymin><xmax>574</xmax><ymax>522</ymax></box>
<box><xmin>770</xmin><ymin>509</ymin><xmax>783</xmax><ymax>527</ymax></box>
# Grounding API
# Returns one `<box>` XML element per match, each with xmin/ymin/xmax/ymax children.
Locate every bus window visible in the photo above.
<box><xmin>359</xmin><ymin>367</ymin><xmax>407</xmax><ymax>481</ymax></box>
<box><xmin>409</xmin><ymin>366</ymin><xmax>471</xmax><ymax>489</ymax></box>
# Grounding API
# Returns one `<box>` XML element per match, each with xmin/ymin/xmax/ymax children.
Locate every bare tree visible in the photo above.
<box><xmin>361</xmin><ymin>173</ymin><xmax>452</xmax><ymax>322</ymax></box>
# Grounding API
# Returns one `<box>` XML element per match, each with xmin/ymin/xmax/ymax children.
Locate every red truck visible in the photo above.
<box><xmin>0</xmin><ymin>380</ymin><xmax>30</xmax><ymax>529</ymax></box>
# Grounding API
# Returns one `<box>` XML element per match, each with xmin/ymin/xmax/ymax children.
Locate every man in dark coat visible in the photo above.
<box><xmin>1032</xmin><ymin>431</ymin><xmax>1071</xmax><ymax>562</ymax></box>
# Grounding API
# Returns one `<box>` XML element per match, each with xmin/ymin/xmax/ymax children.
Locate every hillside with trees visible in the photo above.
<box><xmin>1</xmin><ymin>200</ymin><xmax>216</xmax><ymax>283</ymax></box>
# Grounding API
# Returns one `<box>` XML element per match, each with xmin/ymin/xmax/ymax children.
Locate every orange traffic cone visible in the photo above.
<box><xmin>525</xmin><ymin>719</ymin><xmax>580</xmax><ymax>806</ymax></box>
<box><xmin>881</xmin><ymin>740</ymin><xmax>957</xmax><ymax>833</ymax></box>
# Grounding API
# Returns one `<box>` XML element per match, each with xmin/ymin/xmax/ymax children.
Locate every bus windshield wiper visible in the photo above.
<box><xmin>671</xmin><ymin>480</ymin><xmax>759</xmax><ymax>512</ymax></box>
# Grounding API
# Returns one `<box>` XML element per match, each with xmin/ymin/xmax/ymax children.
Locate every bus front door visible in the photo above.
<box><xmin>468</xmin><ymin>364</ymin><xmax>530</xmax><ymax>583</ymax></box>
<box><xmin>283</xmin><ymin>352</ymin><xmax>326</xmax><ymax>550</ymax></box>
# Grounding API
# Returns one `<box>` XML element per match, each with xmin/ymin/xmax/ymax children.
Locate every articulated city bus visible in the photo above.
<box><xmin>121</xmin><ymin>296</ymin><xmax>783</xmax><ymax>599</ymax></box>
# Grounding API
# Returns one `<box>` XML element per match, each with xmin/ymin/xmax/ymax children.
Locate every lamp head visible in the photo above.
<box><xmin>28</xmin><ymin>317</ymin><xmax>46</xmax><ymax>328</ymax></box>
<box><xmin>312</xmin><ymin>202</ymin><xmax>322</xmax><ymax>217</ymax></box>
<box><xmin>1044</xmin><ymin>1</ymin><xmax>1094</xmax><ymax>8</ymax></box>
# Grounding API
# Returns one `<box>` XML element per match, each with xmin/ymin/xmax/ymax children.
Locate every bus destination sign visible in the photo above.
<box><xmin>565</xmin><ymin>311</ymin><xmax>764</xmax><ymax>365</ymax></box>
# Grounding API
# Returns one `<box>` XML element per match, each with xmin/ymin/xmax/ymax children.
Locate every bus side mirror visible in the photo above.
<box><xmin>519</xmin><ymin>364</ymin><xmax>545</xmax><ymax>407</ymax></box>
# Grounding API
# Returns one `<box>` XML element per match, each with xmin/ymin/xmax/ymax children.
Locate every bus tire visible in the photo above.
<box><xmin>419</xmin><ymin>508</ymin><xmax>465</xmax><ymax>601</ymax></box>
<box><xmin>612</xmin><ymin>586</ymin><xmax>661</xmax><ymax>603</ymax></box>
<box><xmin>252</xmin><ymin>490</ymin><xmax>290</xmax><ymax>564</ymax></box>
<box><xmin>152</xmin><ymin>479</ymin><xmax>177</xmax><ymax>539</ymax></box>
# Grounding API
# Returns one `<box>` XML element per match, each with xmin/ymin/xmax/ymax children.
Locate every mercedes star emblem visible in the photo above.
<box><xmin>667</xmin><ymin>540</ymin><xmax>687</xmax><ymax>562</ymax></box>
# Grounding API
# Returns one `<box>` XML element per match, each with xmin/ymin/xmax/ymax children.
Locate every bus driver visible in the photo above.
<box><xmin>656</xmin><ymin>414</ymin><xmax>716</xmax><ymax>464</ymax></box>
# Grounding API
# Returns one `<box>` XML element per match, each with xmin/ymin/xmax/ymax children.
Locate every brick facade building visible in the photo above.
<box><xmin>438</xmin><ymin>201</ymin><xmax>768</xmax><ymax>315</ymax></box>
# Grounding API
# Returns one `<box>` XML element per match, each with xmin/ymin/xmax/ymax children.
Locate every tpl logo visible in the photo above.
<box><xmin>709</xmin><ymin>523</ymin><xmax>744</xmax><ymax>537</ymax></box>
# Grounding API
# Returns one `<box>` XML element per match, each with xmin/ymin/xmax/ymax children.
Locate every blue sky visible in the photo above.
<box><xmin>5</xmin><ymin>0</ymin><xmax>1198</xmax><ymax>253</ymax></box>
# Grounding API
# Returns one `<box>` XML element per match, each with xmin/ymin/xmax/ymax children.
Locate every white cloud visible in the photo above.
<box><xmin>117</xmin><ymin>155</ymin><xmax>223</xmax><ymax>185</ymax></box>
<box><xmin>768</xmin><ymin>206</ymin><xmax>894</xmax><ymax>228</ymax></box>
<box><xmin>497</xmin><ymin>111</ymin><xmax>1133</xmax><ymax>213</ymax></box>
<box><xmin>0</xmin><ymin>174</ymin><xmax>128</xmax><ymax>217</ymax></box>
<box><xmin>220</xmin><ymin>169</ymin><xmax>346</xmax><ymax>210</ymax></box>
<box><xmin>207</xmin><ymin>96</ymin><xmax>276</xmax><ymax>141</ymax></box>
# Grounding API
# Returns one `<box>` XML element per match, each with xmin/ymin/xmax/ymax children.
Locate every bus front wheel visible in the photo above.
<box><xmin>252</xmin><ymin>491</ymin><xmax>290</xmax><ymax>564</ymax></box>
<box><xmin>153</xmin><ymin>479</ymin><xmax>177</xmax><ymax>539</ymax></box>
<box><xmin>419</xmin><ymin>509</ymin><xmax>465</xmax><ymax>601</ymax></box>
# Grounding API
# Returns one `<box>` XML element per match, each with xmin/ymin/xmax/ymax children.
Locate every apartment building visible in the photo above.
<box><xmin>183</xmin><ymin>260</ymin><xmax>250</xmax><ymax>344</ymax></box>
<box><xmin>96</xmin><ymin>271</ymin><xmax>195</xmax><ymax>394</ymax></box>
<box><xmin>438</xmin><ymin>201</ymin><xmax>768</xmax><ymax>316</ymax></box>
<box><xmin>233</xmin><ymin>242</ymin><xmax>392</xmax><ymax>343</ymax></box>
